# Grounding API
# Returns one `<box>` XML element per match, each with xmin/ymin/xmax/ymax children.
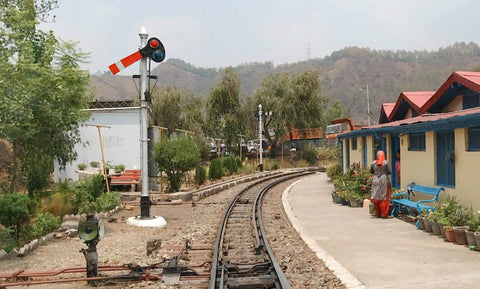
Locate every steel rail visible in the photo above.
<box><xmin>208</xmin><ymin>169</ymin><xmax>316</xmax><ymax>289</ymax></box>
<box><xmin>253</xmin><ymin>171</ymin><xmax>314</xmax><ymax>289</ymax></box>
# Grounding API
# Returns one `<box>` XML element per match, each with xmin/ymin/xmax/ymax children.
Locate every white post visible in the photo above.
<box><xmin>139</xmin><ymin>27</ymin><xmax>151</xmax><ymax>218</ymax></box>
<box><xmin>258</xmin><ymin>104</ymin><xmax>263</xmax><ymax>171</ymax></box>
<box><xmin>367</xmin><ymin>84</ymin><xmax>371</xmax><ymax>126</ymax></box>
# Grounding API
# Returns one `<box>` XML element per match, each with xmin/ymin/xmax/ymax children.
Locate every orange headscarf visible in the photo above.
<box><xmin>376</xmin><ymin>150</ymin><xmax>385</xmax><ymax>167</ymax></box>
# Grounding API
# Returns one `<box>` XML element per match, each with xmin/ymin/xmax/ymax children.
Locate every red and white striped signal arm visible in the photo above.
<box><xmin>108</xmin><ymin>51</ymin><xmax>142</xmax><ymax>75</ymax></box>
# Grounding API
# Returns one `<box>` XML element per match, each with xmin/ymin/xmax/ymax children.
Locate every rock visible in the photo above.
<box><xmin>7</xmin><ymin>248</ymin><xmax>18</xmax><ymax>259</ymax></box>
<box><xmin>55</xmin><ymin>232</ymin><xmax>66</xmax><ymax>239</ymax></box>
<box><xmin>0</xmin><ymin>249</ymin><xmax>7</xmax><ymax>260</ymax></box>
<box><xmin>67</xmin><ymin>229</ymin><xmax>78</xmax><ymax>237</ymax></box>
<box><xmin>17</xmin><ymin>246</ymin><xmax>26</xmax><ymax>257</ymax></box>
<box><xmin>61</xmin><ymin>220</ymin><xmax>79</xmax><ymax>230</ymax></box>
<box><xmin>29</xmin><ymin>239</ymin><xmax>38</xmax><ymax>250</ymax></box>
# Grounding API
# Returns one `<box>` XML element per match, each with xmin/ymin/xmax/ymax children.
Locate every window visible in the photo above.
<box><xmin>351</xmin><ymin>138</ymin><xmax>357</xmax><ymax>150</ymax></box>
<box><xmin>408</xmin><ymin>133</ymin><xmax>425</xmax><ymax>151</ymax></box>
<box><xmin>468</xmin><ymin>126</ymin><xmax>480</xmax><ymax>151</ymax></box>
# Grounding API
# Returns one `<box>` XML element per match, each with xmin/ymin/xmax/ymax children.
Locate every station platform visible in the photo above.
<box><xmin>283</xmin><ymin>172</ymin><xmax>480</xmax><ymax>289</ymax></box>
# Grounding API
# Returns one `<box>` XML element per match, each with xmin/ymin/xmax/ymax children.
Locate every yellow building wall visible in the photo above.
<box><xmin>342</xmin><ymin>138</ymin><xmax>348</xmax><ymax>172</ymax></box>
<box><xmin>401</xmin><ymin>131</ymin><xmax>436</xmax><ymax>188</ymax></box>
<box><xmin>453</xmin><ymin>128</ymin><xmax>480</xmax><ymax>210</ymax></box>
<box><xmin>349</xmin><ymin>137</ymin><xmax>363</xmax><ymax>166</ymax></box>
<box><xmin>366</xmin><ymin>135</ymin><xmax>374</xmax><ymax>164</ymax></box>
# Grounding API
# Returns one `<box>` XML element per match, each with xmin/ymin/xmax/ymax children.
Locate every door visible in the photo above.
<box><xmin>436</xmin><ymin>130</ymin><xmax>455</xmax><ymax>187</ymax></box>
<box><xmin>391</xmin><ymin>135</ymin><xmax>400</xmax><ymax>188</ymax></box>
<box><xmin>362</xmin><ymin>136</ymin><xmax>367</xmax><ymax>168</ymax></box>
<box><xmin>345</xmin><ymin>138</ymin><xmax>350</xmax><ymax>170</ymax></box>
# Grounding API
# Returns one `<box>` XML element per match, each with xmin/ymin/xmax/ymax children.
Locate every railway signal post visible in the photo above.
<box><xmin>108</xmin><ymin>27</ymin><xmax>166</xmax><ymax>227</ymax></box>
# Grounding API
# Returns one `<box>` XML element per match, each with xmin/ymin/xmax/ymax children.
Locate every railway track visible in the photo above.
<box><xmin>0</xmin><ymin>169</ymin><xmax>319</xmax><ymax>288</ymax></box>
<box><xmin>209</xmin><ymin>170</ymin><xmax>315</xmax><ymax>289</ymax></box>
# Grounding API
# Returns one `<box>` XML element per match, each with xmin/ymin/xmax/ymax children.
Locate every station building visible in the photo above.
<box><xmin>338</xmin><ymin>71</ymin><xmax>480</xmax><ymax>210</ymax></box>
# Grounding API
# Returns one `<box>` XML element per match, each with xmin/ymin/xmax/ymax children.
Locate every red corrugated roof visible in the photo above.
<box><xmin>421</xmin><ymin>71</ymin><xmax>480</xmax><ymax>114</ymax></box>
<box><xmin>367</xmin><ymin>106</ymin><xmax>480</xmax><ymax>129</ymax></box>
<box><xmin>382</xmin><ymin>103</ymin><xmax>395</xmax><ymax>117</ymax></box>
<box><xmin>285</xmin><ymin>128</ymin><xmax>323</xmax><ymax>140</ymax></box>
<box><xmin>388</xmin><ymin>91</ymin><xmax>435</xmax><ymax>122</ymax></box>
<box><xmin>378</xmin><ymin>103</ymin><xmax>395</xmax><ymax>124</ymax></box>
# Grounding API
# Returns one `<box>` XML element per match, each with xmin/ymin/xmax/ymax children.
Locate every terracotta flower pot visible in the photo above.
<box><xmin>444</xmin><ymin>227</ymin><xmax>457</xmax><ymax>243</ymax></box>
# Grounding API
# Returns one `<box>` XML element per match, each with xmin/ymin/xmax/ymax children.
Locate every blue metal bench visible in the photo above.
<box><xmin>390</xmin><ymin>182</ymin><xmax>444</xmax><ymax>217</ymax></box>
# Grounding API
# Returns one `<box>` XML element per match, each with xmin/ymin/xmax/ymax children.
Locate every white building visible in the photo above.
<box><xmin>54</xmin><ymin>107</ymin><xmax>141</xmax><ymax>182</ymax></box>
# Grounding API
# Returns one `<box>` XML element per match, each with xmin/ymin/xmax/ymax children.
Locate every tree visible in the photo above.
<box><xmin>153</xmin><ymin>137</ymin><xmax>200</xmax><ymax>192</ymax></box>
<box><xmin>254</xmin><ymin>70</ymin><xmax>332</xmax><ymax>155</ymax></box>
<box><xmin>0</xmin><ymin>1</ymin><xmax>91</xmax><ymax>195</ymax></box>
<box><xmin>151</xmin><ymin>86</ymin><xmax>208</xmax><ymax>159</ymax></box>
<box><xmin>255</xmin><ymin>73</ymin><xmax>290</xmax><ymax>153</ymax></box>
<box><xmin>0</xmin><ymin>192</ymin><xmax>31</xmax><ymax>243</ymax></box>
<box><xmin>206</xmin><ymin>67</ymin><xmax>241</xmax><ymax>149</ymax></box>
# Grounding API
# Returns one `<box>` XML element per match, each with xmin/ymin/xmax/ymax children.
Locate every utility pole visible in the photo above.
<box><xmin>139</xmin><ymin>27</ymin><xmax>151</xmax><ymax>218</ymax></box>
<box><xmin>86</xmin><ymin>124</ymin><xmax>111</xmax><ymax>193</ymax></box>
<box><xmin>360</xmin><ymin>85</ymin><xmax>371</xmax><ymax>126</ymax></box>
<box><xmin>367</xmin><ymin>84</ymin><xmax>371</xmax><ymax>126</ymax></box>
<box><xmin>258</xmin><ymin>104</ymin><xmax>263</xmax><ymax>171</ymax></box>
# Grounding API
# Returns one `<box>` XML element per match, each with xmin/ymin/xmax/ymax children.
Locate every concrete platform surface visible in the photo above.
<box><xmin>283</xmin><ymin>172</ymin><xmax>480</xmax><ymax>289</ymax></box>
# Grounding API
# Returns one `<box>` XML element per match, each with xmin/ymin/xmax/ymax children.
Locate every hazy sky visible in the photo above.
<box><xmin>40</xmin><ymin>0</ymin><xmax>480</xmax><ymax>75</ymax></box>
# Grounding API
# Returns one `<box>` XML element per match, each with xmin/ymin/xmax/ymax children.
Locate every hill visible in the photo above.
<box><xmin>89</xmin><ymin>42</ymin><xmax>480</xmax><ymax>124</ymax></box>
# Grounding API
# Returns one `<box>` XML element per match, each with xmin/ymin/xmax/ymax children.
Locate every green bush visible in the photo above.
<box><xmin>302</xmin><ymin>144</ymin><xmax>318</xmax><ymax>166</ymax></box>
<box><xmin>96</xmin><ymin>192</ymin><xmax>121</xmax><ymax>212</ymax></box>
<box><xmin>195</xmin><ymin>165</ymin><xmax>207</xmax><ymax>185</ymax></box>
<box><xmin>327</xmin><ymin>163</ymin><xmax>342</xmax><ymax>180</ymax></box>
<box><xmin>0</xmin><ymin>227</ymin><xmax>16</xmax><ymax>252</ymax></box>
<box><xmin>153</xmin><ymin>137</ymin><xmax>200</xmax><ymax>192</ymax></box>
<box><xmin>74</xmin><ymin>190</ymin><xmax>97</xmax><ymax>215</ymax></box>
<box><xmin>77</xmin><ymin>174</ymin><xmax>105</xmax><ymax>199</ymax></box>
<box><xmin>269</xmin><ymin>160</ymin><xmax>279</xmax><ymax>170</ymax></box>
<box><xmin>29</xmin><ymin>212</ymin><xmax>61</xmax><ymax>239</ymax></box>
<box><xmin>90</xmin><ymin>161</ymin><xmax>100</xmax><ymax>168</ymax></box>
<box><xmin>223</xmin><ymin>156</ymin><xmax>239</xmax><ymax>175</ymax></box>
<box><xmin>209</xmin><ymin>158</ymin><xmax>224</xmax><ymax>180</ymax></box>
<box><xmin>114</xmin><ymin>164</ymin><xmax>125</xmax><ymax>173</ymax></box>
<box><xmin>0</xmin><ymin>193</ymin><xmax>31</xmax><ymax>243</ymax></box>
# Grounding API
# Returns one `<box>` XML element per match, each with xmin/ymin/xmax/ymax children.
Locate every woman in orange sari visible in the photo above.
<box><xmin>370</xmin><ymin>150</ymin><xmax>392</xmax><ymax>218</ymax></box>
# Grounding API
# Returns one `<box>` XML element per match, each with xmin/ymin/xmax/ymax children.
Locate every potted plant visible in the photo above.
<box><xmin>428</xmin><ymin>210</ymin><xmax>442</xmax><ymax>236</ymax></box>
<box><xmin>465</xmin><ymin>210</ymin><xmax>480</xmax><ymax>248</ymax></box>
<box><xmin>423</xmin><ymin>211</ymin><xmax>433</xmax><ymax>233</ymax></box>
<box><xmin>90</xmin><ymin>161</ymin><xmax>100</xmax><ymax>168</ymax></box>
<box><xmin>437</xmin><ymin>217</ymin><xmax>450</xmax><ymax>240</ymax></box>
<box><xmin>450</xmin><ymin>205</ymin><xmax>471</xmax><ymax>245</ymax></box>
<box><xmin>416</xmin><ymin>210</ymin><xmax>426</xmax><ymax>230</ymax></box>
<box><xmin>114</xmin><ymin>164</ymin><xmax>125</xmax><ymax>173</ymax></box>
<box><xmin>440</xmin><ymin>195</ymin><xmax>460</xmax><ymax>243</ymax></box>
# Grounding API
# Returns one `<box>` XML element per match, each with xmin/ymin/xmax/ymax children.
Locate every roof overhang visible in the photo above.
<box><xmin>339</xmin><ymin>107</ymin><xmax>480</xmax><ymax>139</ymax></box>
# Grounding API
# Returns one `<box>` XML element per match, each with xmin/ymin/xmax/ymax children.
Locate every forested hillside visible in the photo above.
<box><xmin>90</xmin><ymin>42</ymin><xmax>480</xmax><ymax>124</ymax></box>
